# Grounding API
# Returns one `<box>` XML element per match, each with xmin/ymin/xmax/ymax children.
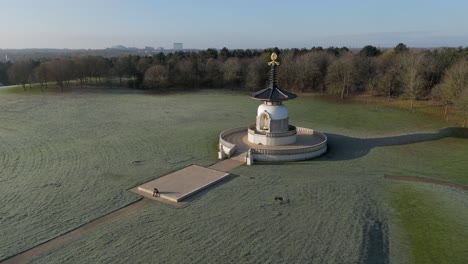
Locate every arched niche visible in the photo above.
<box><xmin>259</xmin><ymin>111</ymin><xmax>271</xmax><ymax>131</ymax></box>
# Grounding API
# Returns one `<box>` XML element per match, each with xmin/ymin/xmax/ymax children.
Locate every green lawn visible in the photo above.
<box><xmin>0</xmin><ymin>88</ymin><xmax>466</xmax><ymax>263</ymax></box>
<box><xmin>0</xmin><ymin>83</ymin><xmax>62</xmax><ymax>94</ymax></box>
<box><xmin>0</xmin><ymin>80</ymin><xmax>109</xmax><ymax>95</ymax></box>
<box><xmin>389</xmin><ymin>182</ymin><xmax>468</xmax><ymax>264</ymax></box>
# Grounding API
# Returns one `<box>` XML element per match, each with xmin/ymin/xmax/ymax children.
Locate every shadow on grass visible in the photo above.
<box><xmin>254</xmin><ymin>127</ymin><xmax>467</xmax><ymax>165</ymax></box>
<box><xmin>359</xmin><ymin>220</ymin><xmax>389</xmax><ymax>264</ymax></box>
<box><xmin>321</xmin><ymin>127</ymin><xmax>468</xmax><ymax>161</ymax></box>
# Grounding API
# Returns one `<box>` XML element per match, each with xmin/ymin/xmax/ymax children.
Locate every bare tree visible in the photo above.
<box><xmin>223</xmin><ymin>57</ymin><xmax>241</xmax><ymax>88</ymax></box>
<box><xmin>114</xmin><ymin>56</ymin><xmax>131</xmax><ymax>86</ymax></box>
<box><xmin>74</xmin><ymin>57</ymin><xmax>88</xmax><ymax>87</ymax></box>
<box><xmin>7</xmin><ymin>60</ymin><xmax>34</xmax><ymax>91</ymax></box>
<box><xmin>277</xmin><ymin>51</ymin><xmax>296</xmax><ymax>90</ymax></box>
<box><xmin>310</xmin><ymin>51</ymin><xmax>335</xmax><ymax>95</ymax></box>
<box><xmin>376</xmin><ymin>53</ymin><xmax>402</xmax><ymax>101</ymax></box>
<box><xmin>0</xmin><ymin>62</ymin><xmax>8</xmax><ymax>85</ymax></box>
<box><xmin>137</xmin><ymin>57</ymin><xmax>151</xmax><ymax>75</ymax></box>
<box><xmin>144</xmin><ymin>65</ymin><xmax>168</xmax><ymax>89</ymax></box>
<box><xmin>43</xmin><ymin>59</ymin><xmax>73</xmax><ymax>92</ymax></box>
<box><xmin>399</xmin><ymin>51</ymin><xmax>427</xmax><ymax>111</ymax></box>
<box><xmin>94</xmin><ymin>57</ymin><xmax>109</xmax><ymax>85</ymax></box>
<box><xmin>365</xmin><ymin>57</ymin><xmax>383</xmax><ymax>96</ymax></box>
<box><xmin>294</xmin><ymin>53</ymin><xmax>320</xmax><ymax>92</ymax></box>
<box><xmin>435</xmin><ymin>58</ymin><xmax>468</xmax><ymax>118</ymax></box>
<box><xmin>245</xmin><ymin>58</ymin><xmax>263</xmax><ymax>92</ymax></box>
<box><xmin>326</xmin><ymin>54</ymin><xmax>355</xmax><ymax>99</ymax></box>
<box><xmin>175</xmin><ymin>59</ymin><xmax>196</xmax><ymax>87</ymax></box>
<box><xmin>203</xmin><ymin>58</ymin><xmax>222</xmax><ymax>87</ymax></box>
<box><xmin>83</xmin><ymin>56</ymin><xmax>107</xmax><ymax>85</ymax></box>
<box><xmin>34</xmin><ymin>63</ymin><xmax>50</xmax><ymax>92</ymax></box>
<box><xmin>63</xmin><ymin>59</ymin><xmax>76</xmax><ymax>86</ymax></box>
<box><xmin>457</xmin><ymin>89</ymin><xmax>468</xmax><ymax>127</ymax></box>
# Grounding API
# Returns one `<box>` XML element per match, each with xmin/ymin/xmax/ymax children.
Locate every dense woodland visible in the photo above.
<box><xmin>1</xmin><ymin>44</ymin><xmax>467</xmax><ymax>125</ymax></box>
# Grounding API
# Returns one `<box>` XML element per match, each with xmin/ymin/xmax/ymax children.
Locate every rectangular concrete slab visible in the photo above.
<box><xmin>129</xmin><ymin>187</ymin><xmax>184</xmax><ymax>207</ymax></box>
<box><xmin>136</xmin><ymin>165</ymin><xmax>229</xmax><ymax>202</ymax></box>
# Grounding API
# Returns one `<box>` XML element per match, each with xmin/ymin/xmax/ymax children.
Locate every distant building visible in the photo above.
<box><xmin>173</xmin><ymin>43</ymin><xmax>183</xmax><ymax>50</ymax></box>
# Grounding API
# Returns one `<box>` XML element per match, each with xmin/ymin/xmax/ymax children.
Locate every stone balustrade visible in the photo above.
<box><xmin>250</xmin><ymin>128</ymin><xmax>327</xmax><ymax>156</ymax></box>
<box><xmin>219</xmin><ymin>126</ymin><xmax>248</xmax><ymax>157</ymax></box>
<box><xmin>248</xmin><ymin>124</ymin><xmax>297</xmax><ymax>138</ymax></box>
<box><xmin>219</xmin><ymin>126</ymin><xmax>327</xmax><ymax>162</ymax></box>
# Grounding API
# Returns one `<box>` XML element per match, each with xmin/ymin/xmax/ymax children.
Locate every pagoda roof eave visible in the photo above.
<box><xmin>250</xmin><ymin>86</ymin><xmax>297</xmax><ymax>101</ymax></box>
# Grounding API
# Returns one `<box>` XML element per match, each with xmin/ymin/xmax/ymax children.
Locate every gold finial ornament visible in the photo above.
<box><xmin>268</xmin><ymin>52</ymin><xmax>280</xmax><ymax>66</ymax></box>
<box><xmin>271</xmin><ymin>52</ymin><xmax>277</xmax><ymax>61</ymax></box>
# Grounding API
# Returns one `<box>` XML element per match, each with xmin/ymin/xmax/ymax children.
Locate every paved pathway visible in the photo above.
<box><xmin>208</xmin><ymin>157</ymin><xmax>245</xmax><ymax>172</ymax></box>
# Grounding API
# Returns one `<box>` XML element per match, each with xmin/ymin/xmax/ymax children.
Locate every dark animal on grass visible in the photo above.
<box><xmin>275</xmin><ymin>196</ymin><xmax>290</xmax><ymax>204</ymax></box>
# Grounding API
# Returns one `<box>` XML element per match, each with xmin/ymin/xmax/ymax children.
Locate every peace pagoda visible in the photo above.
<box><xmin>219</xmin><ymin>53</ymin><xmax>327</xmax><ymax>165</ymax></box>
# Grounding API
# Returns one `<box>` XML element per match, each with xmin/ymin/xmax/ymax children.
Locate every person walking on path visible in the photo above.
<box><xmin>153</xmin><ymin>188</ymin><xmax>160</xmax><ymax>197</ymax></box>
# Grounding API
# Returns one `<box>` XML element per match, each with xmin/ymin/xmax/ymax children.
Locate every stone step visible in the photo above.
<box><xmin>231</xmin><ymin>152</ymin><xmax>247</xmax><ymax>162</ymax></box>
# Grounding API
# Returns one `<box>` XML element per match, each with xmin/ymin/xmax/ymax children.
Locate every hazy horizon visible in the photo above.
<box><xmin>1</xmin><ymin>0</ymin><xmax>468</xmax><ymax>50</ymax></box>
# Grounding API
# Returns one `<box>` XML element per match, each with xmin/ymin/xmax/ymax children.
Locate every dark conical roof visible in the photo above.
<box><xmin>251</xmin><ymin>85</ymin><xmax>297</xmax><ymax>101</ymax></box>
<box><xmin>250</xmin><ymin>53</ymin><xmax>297</xmax><ymax>101</ymax></box>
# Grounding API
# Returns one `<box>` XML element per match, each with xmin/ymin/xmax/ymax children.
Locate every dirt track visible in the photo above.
<box><xmin>1</xmin><ymin>198</ymin><xmax>151</xmax><ymax>264</ymax></box>
<box><xmin>384</xmin><ymin>175</ymin><xmax>468</xmax><ymax>190</ymax></box>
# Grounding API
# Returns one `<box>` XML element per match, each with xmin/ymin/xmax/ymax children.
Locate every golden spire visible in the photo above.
<box><xmin>268</xmin><ymin>52</ymin><xmax>280</xmax><ymax>66</ymax></box>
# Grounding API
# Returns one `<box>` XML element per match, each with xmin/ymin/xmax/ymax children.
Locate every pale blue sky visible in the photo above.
<box><xmin>1</xmin><ymin>0</ymin><xmax>467</xmax><ymax>49</ymax></box>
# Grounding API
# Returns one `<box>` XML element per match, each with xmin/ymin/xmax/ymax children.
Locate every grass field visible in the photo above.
<box><xmin>388</xmin><ymin>182</ymin><xmax>468</xmax><ymax>264</ymax></box>
<box><xmin>0</xmin><ymin>88</ymin><xmax>466</xmax><ymax>263</ymax></box>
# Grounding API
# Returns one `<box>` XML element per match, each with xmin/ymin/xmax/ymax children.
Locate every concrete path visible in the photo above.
<box><xmin>1</xmin><ymin>198</ymin><xmax>151</xmax><ymax>264</ymax></box>
<box><xmin>208</xmin><ymin>158</ymin><xmax>244</xmax><ymax>172</ymax></box>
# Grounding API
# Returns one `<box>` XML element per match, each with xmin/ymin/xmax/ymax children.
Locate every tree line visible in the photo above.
<box><xmin>1</xmin><ymin>44</ymin><xmax>467</xmax><ymax>125</ymax></box>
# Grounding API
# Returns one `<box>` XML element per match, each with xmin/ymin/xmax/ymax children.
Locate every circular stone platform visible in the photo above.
<box><xmin>219</xmin><ymin>126</ymin><xmax>327</xmax><ymax>163</ymax></box>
